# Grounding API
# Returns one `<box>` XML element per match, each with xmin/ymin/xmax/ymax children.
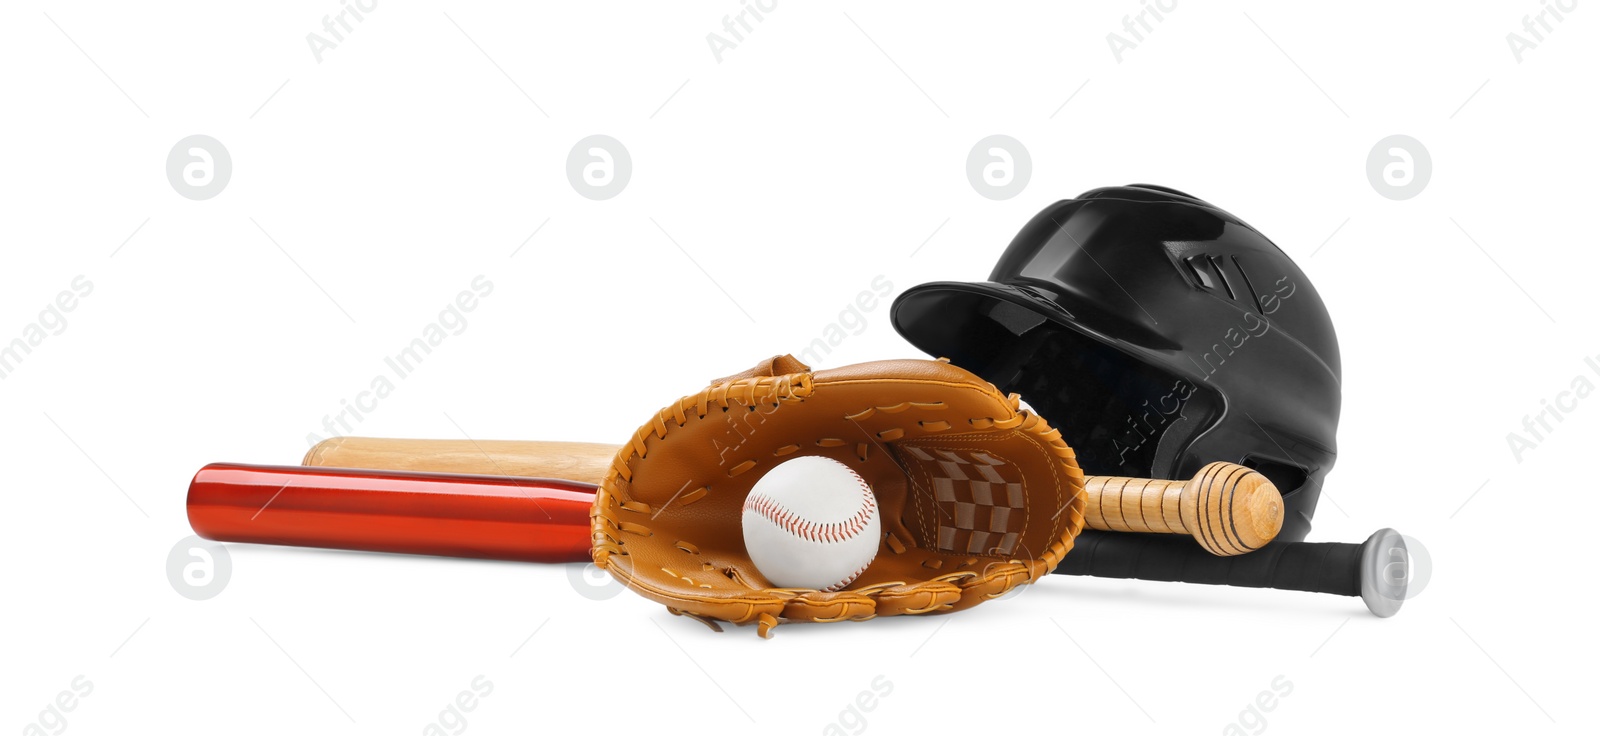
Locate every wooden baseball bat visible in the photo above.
<box><xmin>303</xmin><ymin>436</ymin><xmax>1282</xmax><ymax>555</ymax></box>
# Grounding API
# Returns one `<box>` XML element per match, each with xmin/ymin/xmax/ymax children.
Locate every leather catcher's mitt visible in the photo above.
<box><xmin>590</xmin><ymin>355</ymin><xmax>1087</xmax><ymax>637</ymax></box>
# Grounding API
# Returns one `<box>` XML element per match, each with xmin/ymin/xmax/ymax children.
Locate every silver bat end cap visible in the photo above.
<box><xmin>1358</xmin><ymin>528</ymin><xmax>1407</xmax><ymax>618</ymax></box>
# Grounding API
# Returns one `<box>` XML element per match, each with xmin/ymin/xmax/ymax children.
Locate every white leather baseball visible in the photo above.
<box><xmin>740</xmin><ymin>456</ymin><xmax>881</xmax><ymax>591</ymax></box>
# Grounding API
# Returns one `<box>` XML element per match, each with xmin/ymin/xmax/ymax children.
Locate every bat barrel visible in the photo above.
<box><xmin>304</xmin><ymin>437</ymin><xmax>617</xmax><ymax>485</ymax></box>
<box><xmin>187</xmin><ymin>464</ymin><xmax>597</xmax><ymax>563</ymax></box>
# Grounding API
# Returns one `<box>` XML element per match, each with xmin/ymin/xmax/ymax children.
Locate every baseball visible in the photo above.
<box><xmin>741</xmin><ymin>456</ymin><xmax>881</xmax><ymax>591</ymax></box>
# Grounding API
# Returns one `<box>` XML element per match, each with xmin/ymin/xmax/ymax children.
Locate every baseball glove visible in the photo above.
<box><xmin>590</xmin><ymin>355</ymin><xmax>1087</xmax><ymax>637</ymax></box>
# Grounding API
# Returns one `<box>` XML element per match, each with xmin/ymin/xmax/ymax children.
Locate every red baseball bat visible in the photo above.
<box><xmin>187</xmin><ymin>464</ymin><xmax>595</xmax><ymax>562</ymax></box>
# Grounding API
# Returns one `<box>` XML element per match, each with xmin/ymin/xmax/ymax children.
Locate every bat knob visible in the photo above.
<box><xmin>1182</xmin><ymin>463</ymin><xmax>1284</xmax><ymax>556</ymax></box>
<box><xmin>1358</xmin><ymin>528</ymin><xmax>1407</xmax><ymax>617</ymax></box>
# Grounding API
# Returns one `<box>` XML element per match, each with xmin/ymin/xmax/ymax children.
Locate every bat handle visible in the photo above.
<box><xmin>187</xmin><ymin>464</ymin><xmax>598</xmax><ymax>563</ymax></box>
<box><xmin>1056</xmin><ymin>528</ymin><xmax>1409</xmax><ymax>617</ymax></box>
<box><xmin>1082</xmin><ymin>462</ymin><xmax>1283</xmax><ymax>556</ymax></box>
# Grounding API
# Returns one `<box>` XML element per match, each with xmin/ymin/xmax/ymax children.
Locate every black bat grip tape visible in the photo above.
<box><xmin>1058</xmin><ymin>529</ymin><xmax>1369</xmax><ymax>594</ymax></box>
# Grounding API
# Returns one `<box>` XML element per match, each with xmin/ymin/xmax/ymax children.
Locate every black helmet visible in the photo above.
<box><xmin>891</xmin><ymin>185</ymin><xmax>1339</xmax><ymax>542</ymax></box>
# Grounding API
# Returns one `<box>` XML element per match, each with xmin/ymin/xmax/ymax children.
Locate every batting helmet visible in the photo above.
<box><xmin>891</xmin><ymin>184</ymin><xmax>1339</xmax><ymax>541</ymax></box>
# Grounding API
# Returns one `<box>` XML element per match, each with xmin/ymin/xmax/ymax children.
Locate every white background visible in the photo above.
<box><xmin>3</xmin><ymin>2</ymin><xmax>1594</xmax><ymax>734</ymax></box>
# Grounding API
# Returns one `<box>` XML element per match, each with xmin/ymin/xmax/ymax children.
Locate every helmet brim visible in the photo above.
<box><xmin>892</xmin><ymin>280</ymin><xmax>1181</xmax><ymax>370</ymax></box>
